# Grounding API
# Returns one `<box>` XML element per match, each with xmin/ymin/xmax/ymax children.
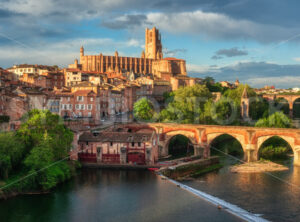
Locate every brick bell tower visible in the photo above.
<box><xmin>145</xmin><ymin>27</ymin><xmax>163</xmax><ymax>60</ymax></box>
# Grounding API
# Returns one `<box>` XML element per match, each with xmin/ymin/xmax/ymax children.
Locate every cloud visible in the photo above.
<box><xmin>163</xmin><ymin>48</ymin><xmax>187</xmax><ymax>57</ymax></box>
<box><xmin>0</xmin><ymin>37</ymin><xmax>143</xmax><ymax>68</ymax></box>
<box><xmin>146</xmin><ymin>10</ymin><xmax>298</xmax><ymax>43</ymax></box>
<box><xmin>101</xmin><ymin>10</ymin><xmax>300</xmax><ymax>43</ymax></box>
<box><xmin>212</xmin><ymin>47</ymin><xmax>248</xmax><ymax>59</ymax></box>
<box><xmin>1</xmin><ymin>1</ymin><xmax>300</xmax><ymax>46</ymax></box>
<box><xmin>188</xmin><ymin>61</ymin><xmax>300</xmax><ymax>88</ymax></box>
<box><xmin>211</xmin><ymin>55</ymin><xmax>223</xmax><ymax>60</ymax></box>
<box><xmin>246</xmin><ymin>76</ymin><xmax>300</xmax><ymax>88</ymax></box>
<box><xmin>101</xmin><ymin>14</ymin><xmax>152</xmax><ymax>30</ymax></box>
<box><xmin>293</xmin><ymin>57</ymin><xmax>300</xmax><ymax>62</ymax></box>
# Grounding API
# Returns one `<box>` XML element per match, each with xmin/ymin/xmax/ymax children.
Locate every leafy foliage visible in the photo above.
<box><xmin>134</xmin><ymin>98</ymin><xmax>155</xmax><ymax>121</ymax></box>
<box><xmin>255</xmin><ymin>111</ymin><xmax>292</xmax><ymax>128</ymax></box>
<box><xmin>159</xmin><ymin>84</ymin><xmax>213</xmax><ymax>123</ymax></box>
<box><xmin>0</xmin><ymin>132</ymin><xmax>25</xmax><ymax>179</ymax></box>
<box><xmin>260</xmin><ymin>146</ymin><xmax>290</xmax><ymax>160</ymax></box>
<box><xmin>0</xmin><ymin>109</ymin><xmax>75</xmax><ymax>191</ymax></box>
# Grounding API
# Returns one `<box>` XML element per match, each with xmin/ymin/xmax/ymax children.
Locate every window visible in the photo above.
<box><xmin>88</xmin><ymin>112</ymin><xmax>92</xmax><ymax>117</ymax></box>
<box><xmin>77</xmin><ymin>96</ymin><xmax>83</xmax><ymax>101</ymax></box>
<box><xmin>138</xmin><ymin>142</ymin><xmax>141</xmax><ymax>147</ymax></box>
<box><xmin>75</xmin><ymin>104</ymin><xmax>80</xmax><ymax>110</ymax></box>
<box><xmin>131</xmin><ymin>142</ymin><xmax>134</xmax><ymax>147</ymax></box>
<box><xmin>67</xmin><ymin>97</ymin><xmax>70</xmax><ymax>102</ymax></box>
<box><xmin>68</xmin><ymin>104</ymin><xmax>72</xmax><ymax>110</ymax></box>
<box><xmin>110</xmin><ymin>142</ymin><xmax>113</xmax><ymax>146</ymax></box>
<box><xmin>90</xmin><ymin>97</ymin><xmax>93</xmax><ymax>102</ymax></box>
<box><xmin>87</xmin><ymin>104</ymin><xmax>92</xmax><ymax>110</ymax></box>
<box><xmin>81</xmin><ymin>104</ymin><xmax>85</xmax><ymax>110</ymax></box>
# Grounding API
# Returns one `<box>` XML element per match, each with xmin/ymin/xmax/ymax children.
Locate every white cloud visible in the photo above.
<box><xmin>188</xmin><ymin>61</ymin><xmax>300</xmax><ymax>88</ymax></box>
<box><xmin>293</xmin><ymin>57</ymin><xmax>300</xmax><ymax>62</ymax></box>
<box><xmin>145</xmin><ymin>10</ymin><xmax>295</xmax><ymax>43</ymax></box>
<box><xmin>187</xmin><ymin>64</ymin><xmax>220</xmax><ymax>74</ymax></box>
<box><xmin>247</xmin><ymin>76</ymin><xmax>300</xmax><ymax>88</ymax></box>
<box><xmin>0</xmin><ymin>37</ymin><xmax>143</xmax><ymax>68</ymax></box>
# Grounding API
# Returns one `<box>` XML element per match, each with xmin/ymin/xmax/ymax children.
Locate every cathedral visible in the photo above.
<box><xmin>70</xmin><ymin>27</ymin><xmax>195</xmax><ymax>90</ymax></box>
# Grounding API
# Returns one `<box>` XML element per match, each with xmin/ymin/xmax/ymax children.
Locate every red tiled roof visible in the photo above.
<box><xmin>73</xmin><ymin>90</ymin><xmax>96</xmax><ymax>95</ymax></box>
<box><xmin>79</xmin><ymin>132</ymin><xmax>153</xmax><ymax>142</ymax></box>
<box><xmin>66</xmin><ymin>68</ymin><xmax>81</xmax><ymax>72</ymax></box>
<box><xmin>163</xmin><ymin>57</ymin><xmax>185</xmax><ymax>61</ymax></box>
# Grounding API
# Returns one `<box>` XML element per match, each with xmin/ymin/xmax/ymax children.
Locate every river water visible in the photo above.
<box><xmin>0</xmin><ymin>169</ymin><xmax>241</xmax><ymax>222</ymax></box>
<box><xmin>183</xmin><ymin>157</ymin><xmax>300</xmax><ymax>222</ymax></box>
<box><xmin>1</xmin><ymin>158</ymin><xmax>299</xmax><ymax>222</ymax></box>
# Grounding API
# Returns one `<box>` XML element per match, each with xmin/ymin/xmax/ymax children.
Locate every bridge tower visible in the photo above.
<box><xmin>241</xmin><ymin>88</ymin><xmax>250</xmax><ymax>120</ymax></box>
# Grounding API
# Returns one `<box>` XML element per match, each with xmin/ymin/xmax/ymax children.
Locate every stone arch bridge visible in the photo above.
<box><xmin>262</xmin><ymin>94</ymin><xmax>300</xmax><ymax>117</ymax></box>
<box><xmin>123</xmin><ymin>123</ymin><xmax>300</xmax><ymax>166</ymax></box>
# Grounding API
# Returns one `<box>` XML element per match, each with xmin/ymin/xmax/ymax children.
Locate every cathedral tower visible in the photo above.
<box><xmin>145</xmin><ymin>27</ymin><xmax>163</xmax><ymax>60</ymax></box>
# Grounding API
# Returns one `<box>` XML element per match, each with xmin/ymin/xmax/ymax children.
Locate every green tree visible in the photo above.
<box><xmin>16</xmin><ymin>110</ymin><xmax>74</xmax><ymax>190</ymax></box>
<box><xmin>203</xmin><ymin>76</ymin><xmax>215</xmax><ymax>85</ymax></box>
<box><xmin>134</xmin><ymin>98</ymin><xmax>155</xmax><ymax>121</ymax></box>
<box><xmin>206</xmin><ymin>97</ymin><xmax>240</xmax><ymax>125</ymax></box>
<box><xmin>224</xmin><ymin>84</ymin><xmax>256</xmax><ymax>105</ymax></box>
<box><xmin>255</xmin><ymin>111</ymin><xmax>292</xmax><ymax>128</ymax></box>
<box><xmin>0</xmin><ymin>132</ymin><xmax>25</xmax><ymax>179</ymax></box>
<box><xmin>18</xmin><ymin>109</ymin><xmax>73</xmax><ymax>159</ymax></box>
<box><xmin>160</xmin><ymin>84</ymin><xmax>213</xmax><ymax>123</ymax></box>
<box><xmin>249</xmin><ymin>97</ymin><xmax>269</xmax><ymax>120</ymax></box>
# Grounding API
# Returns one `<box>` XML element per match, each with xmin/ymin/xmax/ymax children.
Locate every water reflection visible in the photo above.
<box><xmin>0</xmin><ymin>169</ymin><xmax>242</xmax><ymax>222</ymax></box>
<box><xmin>184</xmin><ymin>157</ymin><xmax>300</xmax><ymax>222</ymax></box>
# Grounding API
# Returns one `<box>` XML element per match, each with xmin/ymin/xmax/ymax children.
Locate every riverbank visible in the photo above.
<box><xmin>230</xmin><ymin>160</ymin><xmax>289</xmax><ymax>173</ymax></box>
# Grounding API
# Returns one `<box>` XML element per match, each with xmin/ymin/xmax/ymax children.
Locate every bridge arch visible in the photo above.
<box><xmin>206</xmin><ymin>133</ymin><xmax>246</xmax><ymax>151</ymax></box>
<box><xmin>161</xmin><ymin>130</ymin><xmax>198</xmax><ymax>156</ymax></box>
<box><xmin>166</xmin><ymin>134</ymin><xmax>195</xmax><ymax>158</ymax></box>
<box><xmin>293</xmin><ymin>97</ymin><xmax>300</xmax><ymax>118</ymax></box>
<box><xmin>274</xmin><ymin>97</ymin><xmax>290</xmax><ymax>115</ymax></box>
<box><xmin>206</xmin><ymin>133</ymin><xmax>246</xmax><ymax>160</ymax></box>
<box><xmin>256</xmin><ymin>135</ymin><xmax>295</xmax><ymax>162</ymax></box>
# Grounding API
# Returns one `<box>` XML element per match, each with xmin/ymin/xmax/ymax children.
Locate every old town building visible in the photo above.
<box><xmin>20</xmin><ymin>71</ymin><xmax>64</xmax><ymax>89</ymax></box>
<box><xmin>7</xmin><ymin>64</ymin><xmax>58</xmax><ymax>79</ymax></box>
<box><xmin>78</xmin><ymin>129</ymin><xmax>158</xmax><ymax>165</ymax></box>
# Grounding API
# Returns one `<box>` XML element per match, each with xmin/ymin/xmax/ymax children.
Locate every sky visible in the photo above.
<box><xmin>1</xmin><ymin>0</ymin><xmax>300</xmax><ymax>88</ymax></box>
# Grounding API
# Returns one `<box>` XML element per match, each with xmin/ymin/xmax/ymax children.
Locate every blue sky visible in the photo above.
<box><xmin>1</xmin><ymin>0</ymin><xmax>300</xmax><ymax>88</ymax></box>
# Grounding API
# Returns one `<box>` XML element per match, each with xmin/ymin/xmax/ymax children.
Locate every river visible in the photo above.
<box><xmin>1</xmin><ymin>158</ymin><xmax>299</xmax><ymax>222</ymax></box>
<box><xmin>0</xmin><ymin>169</ymin><xmax>242</xmax><ymax>222</ymax></box>
<box><xmin>183</xmin><ymin>157</ymin><xmax>300</xmax><ymax>222</ymax></box>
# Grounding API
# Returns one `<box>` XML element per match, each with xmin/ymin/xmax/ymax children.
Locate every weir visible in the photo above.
<box><xmin>159</xmin><ymin>174</ymin><xmax>269</xmax><ymax>222</ymax></box>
